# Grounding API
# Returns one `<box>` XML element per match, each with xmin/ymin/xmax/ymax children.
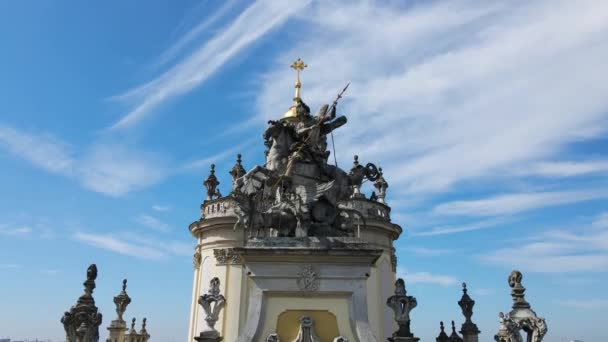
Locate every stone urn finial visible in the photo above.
<box><xmin>204</xmin><ymin>164</ymin><xmax>220</xmax><ymax>201</ymax></box>
<box><xmin>458</xmin><ymin>282</ymin><xmax>480</xmax><ymax>337</ymax></box>
<box><xmin>195</xmin><ymin>277</ymin><xmax>226</xmax><ymax>342</ymax></box>
<box><xmin>386</xmin><ymin>278</ymin><xmax>419</xmax><ymax>341</ymax></box>
<box><xmin>113</xmin><ymin>279</ymin><xmax>131</xmax><ymax>322</ymax></box>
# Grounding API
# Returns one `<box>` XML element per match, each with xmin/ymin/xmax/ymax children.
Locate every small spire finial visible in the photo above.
<box><xmin>436</xmin><ymin>321</ymin><xmax>450</xmax><ymax>341</ymax></box>
<box><xmin>449</xmin><ymin>320</ymin><xmax>464</xmax><ymax>341</ymax></box>
<box><xmin>290</xmin><ymin>58</ymin><xmax>307</xmax><ymax>101</ymax></box>
<box><xmin>458</xmin><ymin>281</ymin><xmax>480</xmax><ymax>336</ymax></box>
<box><xmin>122</xmin><ymin>279</ymin><xmax>127</xmax><ymax>292</ymax></box>
<box><xmin>140</xmin><ymin>317</ymin><xmax>150</xmax><ymax>341</ymax></box>
<box><xmin>291</xmin><ymin>58</ymin><xmax>307</xmax><ymax>82</ymax></box>
<box><xmin>131</xmin><ymin>318</ymin><xmax>136</xmax><ymax>330</ymax></box>
<box><xmin>229</xmin><ymin>153</ymin><xmax>246</xmax><ymax>185</ymax></box>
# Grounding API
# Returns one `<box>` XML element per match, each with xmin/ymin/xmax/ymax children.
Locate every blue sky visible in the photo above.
<box><xmin>0</xmin><ymin>0</ymin><xmax>607</xmax><ymax>341</ymax></box>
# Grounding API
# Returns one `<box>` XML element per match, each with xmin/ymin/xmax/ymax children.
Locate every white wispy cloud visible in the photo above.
<box><xmin>0</xmin><ymin>225</ymin><xmax>32</xmax><ymax>236</ymax></box>
<box><xmin>433</xmin><ymin>189</ymin><xmax>608</xmax><ymax>217</ymax></box>
<box><xmin>78</xmin><ymin>143</ymin><xmax>167</xmax><ymax>196</ymax></box>
<box><xmin>120</xmin><ymin>231</ymin><xmax>193</xmax><ymax>257</ymax></box>
<box><xmin>559</xmin><ymin>299</ymin><xmax>608</xmax><ymax>309</ymax></box>
<box><xmin>0</xmin><ymin>124</ymin><xmax>167</xmax><ymax>196</ymax></box>
<box><xmin>135</xmin><ymin>214</ymin><xmax>171</xmax><ymax>232</ymax></box>
<box><xmin>256</xmin><ymin>0</ymin><xmax>608</xmax><ymax>194</ymax></box>
<box><xmin>518</xmin><ymin>160</ymin><xmax>608</xmax><ymax>177</ymax></box>
<box><xmin>152</xmin><ymin>204</ymin><xmax>170</xmax><ymax>212</ymax></box>
<box><xmin>0</xmin><ymin>125</ymin><xmax>74</xmax><ymax>173</ymax></box>
<box><xmin>156</xmin><ymin>0</ymin><xmax>239</xmax><ymax>67</ymax></box>
<box><xmin>40</xmin><ymin>269</ymin><xmax>60</xmax><ymax>276</ymax></box>
<box><xmin>73</xmin><ymin>231</ymin><xmax>193</xmax><ymax>260</ymax></box>
<box><xmin>406</xmin><ymin>246</ymin><xmax>455</xmax><ymax>256</ymax></box>
<box><xmin>480</xmin><ymin>212</ymin><xmax>608</xmax><ymax>272</ymax></box>
<box><xmin>73</xmin><ymin>232</ymin><xmax>167</xmax><ymax>260</ymax></box>
<box><xmin>0</xmin><ymin>264</ymin><xmax>22</xmax><ymax>269</ymax></box>
<box><xmin>397</xmin><ymin>268</ymin><xmax>459</xmax><ymax>287</ymax></box>
<box><xmin>472</xmin><ymin>288</ymin><xmax>494</xmax><ymax>297</ymax></box>
<box><xmin>592</xmin><ymin>212</ymin><xmax>608</xmax><ymax>229</ymax></box>
<box><xmin>413</xmin><ymin>217</ymin><xmax>511</xmax><ymax>237</ymax></box>
<box><xmin>181</xmin><ymin>136</ymin><xmax>257</xmax><ymax>171</ymax></box>
<box><xmin>111</xmin><ymin>0</ymin><xmax>312</xmax><ymax>129</ymax></box>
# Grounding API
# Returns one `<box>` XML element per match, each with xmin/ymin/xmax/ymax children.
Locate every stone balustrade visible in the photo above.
<box><xmin>200</xmin><ymin>197</ymin><xmax>234</xmax><ymax>219</ymax></box>
<box><xmin>199</xmin><ymin>195</ymin><xmax>390</xmax><ymax>222</ymax></box>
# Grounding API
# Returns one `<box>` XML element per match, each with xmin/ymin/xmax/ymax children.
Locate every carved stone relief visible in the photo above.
<box><xmin>296</xmin><ymin>264</ymin><xmax>319</xmax><ymax>292</ymax></box>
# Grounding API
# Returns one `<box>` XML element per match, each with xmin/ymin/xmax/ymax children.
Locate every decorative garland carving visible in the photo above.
<box><xmin>193</xmin><ymin>250</ymin><xmax>202</xmax><ymax>270</ymax></box>
<box><xmin>390</xmin><ymin>251</ymin><xmax>397</xmax><ymax>273</ymax></box>
<box><xmin>213</xmin><ymin>248</ymin><xmax>242</xmax><ymax>265</ymax></box>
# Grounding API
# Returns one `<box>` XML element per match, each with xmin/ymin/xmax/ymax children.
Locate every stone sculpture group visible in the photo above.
<box><xmin>198</xmin><ymin>67</ymin><xmax>384</xmax><ymax>240</ymax></box>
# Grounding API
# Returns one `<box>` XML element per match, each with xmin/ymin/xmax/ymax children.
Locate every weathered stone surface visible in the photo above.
<box><xmin>204</xmin><ymin>164</ymin><xmax>220</xmax><ymax>201</ymax></box>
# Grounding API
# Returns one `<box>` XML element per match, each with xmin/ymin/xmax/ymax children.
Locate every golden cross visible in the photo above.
<box><xmin>290</xmin><ymin>58</ymin><xmax>307</xmax><ymax>83</ymax></box>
